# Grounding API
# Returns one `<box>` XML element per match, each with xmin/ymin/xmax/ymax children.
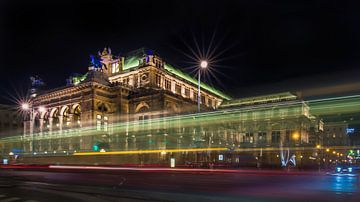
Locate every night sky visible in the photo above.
<box><xmin>1</xmin><ymin>0</ymin><xmax>360</xmax><ymax>104</ymax></box>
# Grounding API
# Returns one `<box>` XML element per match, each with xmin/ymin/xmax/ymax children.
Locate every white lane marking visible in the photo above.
<box><xmin>23</xmin><ymin>200</ymin><xmax>39</xmax><ymax>202</ymax></box>
<box><xmin>0</xmin><ymin>197</ymin><xmax>20</xmax><ymax>202</ymax></box>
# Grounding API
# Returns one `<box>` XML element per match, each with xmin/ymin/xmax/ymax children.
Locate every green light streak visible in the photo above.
<box><xmin>0</xmin><ymin>101</ymin><xmax>307</xmax><ymax>144</ymax></box>
<box><xmin>1</xmin><ymin>94</ymin><xmax>360</xmax><ymax>153</ymax></box>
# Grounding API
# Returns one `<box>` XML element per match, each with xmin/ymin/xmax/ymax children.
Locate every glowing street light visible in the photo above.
<box><xmin>198</xmin><ymin>60</ymin><xmax>208</xmax><ymax>112</ymax></box>
<box><xmin>21</xmin><ymin>103</ymin><xmax>30</xmax><ymax>111</ymax></box>
<box><xmin>200</xmin><ymin>60</ymin><xmax>208</xmax><ymax>69</ymax></box>
<box><xmin>316</xmin><ymin>144</ymin><xmax>321</xmax><ymax>149</ymax></box>
<box><xmin>292</xmin><ymin>132</ymin><xmax>300</xmax><ymax>140</ymax></box>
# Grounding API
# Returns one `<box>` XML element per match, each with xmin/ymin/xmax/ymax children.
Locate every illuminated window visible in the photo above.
<box><xmin>271</xmin><ymin>131</ymin><xmax>280</xmax><ymax>144</ymax></box>
<box><xmin>209</xmin><ymin>99</ymin><xmax>213</xmax><ymax>107</ymax></box>
<box><xmin>96</xmin><ymin>115</ymin><xmax>101</xmax><ymax>130</ymax></box>
<box><xmin>185</xmin><ymin>88</ymin><xmax>190</xmax><ymax>98</ymax></box>
<box><xmin>175</xmin><ymin>84</ymin><xmax>181</xmax><ymax>94</ymax></box>
<box><xmin>111</xmin><ymin>62</ymin><xmax>120</xmax><ymax>73</ymax></box>
<box><xmin>193</xmin><ymin>92</ymin><xmax>198</xmax><ymax>101</ymax></box>
<box><xmin>104</xmin><ymin>116</ymin><xmax>108</xmax><ymax>131</ymax></box>
<box><xmin>165</xmin><ymin>79</ymin><xmax>171</xmax><ymax>90</ymax></box>
<box><xmin>156</xmin><ymin>74</ymin><xmax>161</xmax><ymax>87</ymax></box>
<box><xmin>201</xmin><ymin>95</ymin><xmax>205</xmax><ymax>104</ymax></box>
<box><xmin>245</xmin><ymin>133</ymin><xmax>254</xmax><ymax>143</ymax></box>
<box><xmin>258</xmin><ymin>132</ymin><xmax>266</xmax><ymax>143</ymax></box>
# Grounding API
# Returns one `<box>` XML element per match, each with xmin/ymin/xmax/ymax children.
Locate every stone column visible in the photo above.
<box><xmin>68</xmin><ymin>114</ymin><xmax>73</xmax><ymax>128</ymax></box>
<box><xmin>48</xmin><ymin>118</ymin><xmax>53</xmax><ymax>134</ymax></box>
<box><xmin>29</xmin><ymin>111</ymin><xmax>34</xmax><ymax>136</ymax></box>
<box><xmin>171</xmin><ymin>80</ymin><xmax>175</xmax><ymax>93</ymax></box>
<box><xmin>161</xmin><ymin>75</ymin><xmax>164</xmax><ymax>89</ymax></box>
<box><xmin>23</xmin><ymin>120</ymin><xmax>27</xmax><ymax>136</ymax></box>
<box><xmin>39</xmin><ymin>118</ymin><xmax>44</xmax><ymax>135</ymax></box>
<box><xmin>254</xmin><ymin>132</ymin><xmax>259</xmax><ymax>145</ymax></box>
<box><xmin>59</xmin><ymin>115</ymin><xmax>63</xmax><ymax>133</ymax></box>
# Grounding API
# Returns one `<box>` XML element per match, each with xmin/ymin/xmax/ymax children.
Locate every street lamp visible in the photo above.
<box><xmin>20</xmin><ymin>103</ymin><xmax>46</xmax><ymax>136</ymax></box>
<box><xmin>21</xmin><ymin>103</ymin><xmax>46</xmax><ymax>154</ymax></box>
<box><xmin>22</xmin><ymin>103</ymin><xmax>30</xmax><ymax>111</ymax></box>
<box><xmin>198</xmin><ymin>60</ymin><xmax>208</xmax><ymax>112</ymax></box>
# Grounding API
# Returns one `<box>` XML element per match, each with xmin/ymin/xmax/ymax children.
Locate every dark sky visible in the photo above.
<box><xmin>1</xmin><ymin>0</ymin><xmax>360</xmax><ymax>103</ymax></box>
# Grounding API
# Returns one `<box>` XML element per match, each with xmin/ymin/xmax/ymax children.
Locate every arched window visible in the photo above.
<box><xmin>52</xmin><ymin>109</ymin><xmax>60</xmax><ymax>130</ymax></box>
<box><xmin>73</xmin><ymin>105</ymin><xmax>81</xmax><ymax>127</ymax></box>
<box><xmin>42</xmin><ymin>112</ymin><xmax>50</xmax><ymax>133</ymax></box>
<box><xmin>62</xmin><ymin>107</ymin><xmax>70</xmax><ymax>129</ymax></box>
<box><xmin>33</xmin><ymin>113</ymin><xmax>40</xmax><ymax>133</ymax></box>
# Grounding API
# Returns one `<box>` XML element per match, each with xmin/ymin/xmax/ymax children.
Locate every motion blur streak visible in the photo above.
<box><xmin>2</xmin><ymin>94</ymin><xmax>360</xmax><ymax>143</ymax></box>
<box><xmin>73</xmin><ymin>146</ymin><xmax>354</xmax><ymax>156</ymax></box>
<box><xmin>74</xmin><ymin>147</ymin><xmax>228</xmax><ymax>156</ymax></box>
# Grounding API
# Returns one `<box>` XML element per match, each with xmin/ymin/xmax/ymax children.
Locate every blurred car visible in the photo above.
<box><xmin>335</xmin><ymin>164</ymin><xmax>355</xmax><ymax>173</ymax></box>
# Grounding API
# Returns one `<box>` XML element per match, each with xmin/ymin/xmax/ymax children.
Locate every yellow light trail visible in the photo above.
<box><xmin>72</xmin><ymin>145</ymin><xmax>356</xmax><ymax>156</ymax></box>
<box><xmin>74</xmin><ymin>147</ymin><xmax>228</xmax><ymax>156</ymax></box>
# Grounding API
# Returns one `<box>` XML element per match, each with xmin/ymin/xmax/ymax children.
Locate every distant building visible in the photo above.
<box><xmin>322</xmin><ymin>122</ymin><xmax>350</xmax><ymax>146</ymax></box>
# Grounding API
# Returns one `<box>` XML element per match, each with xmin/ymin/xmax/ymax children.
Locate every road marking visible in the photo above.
<box><xmin>0</xmin><ymin>197</ymin><xmax>20</xmax><ymax>202</ymax></box>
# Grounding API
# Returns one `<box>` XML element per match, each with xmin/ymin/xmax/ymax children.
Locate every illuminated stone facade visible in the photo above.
<box><xmin>1</xmin><ymin>48</ymin><xmax>326</xmax><ymax>167</ymax></box>
<box><xmin>23</xmin><ymin>48</ymin><xmax>229</xmax><ymax>138</ymax></box>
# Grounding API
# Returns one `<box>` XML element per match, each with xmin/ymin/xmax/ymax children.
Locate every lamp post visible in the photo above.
<box><xmin>21</xmin><ymin>103</ymin><xmax>46</xmax><ymax>153</ymax></box>
<box><xmin>316</xmin><ymin>144</ymin><xmax>321</xmax><ymax>172</ymax></box>
<box><xmin>198</xmin><ymin>60</ymin><xmax>208</xmax><ymax>112</ymax></box>
<box><xmin>22</xmin><ymin>103</ymin><xmax>35</xmax><ymax>136</ymax></box>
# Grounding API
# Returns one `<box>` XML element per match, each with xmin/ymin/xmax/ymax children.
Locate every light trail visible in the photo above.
<box><xmin>47</xmin><ymin>165</ymin><xmax>322</xmax><ymax>175</ymax></box>
<box><xmin>0</xmin><ymin>94</ymin><xmax>359</xmax><ymax>149</ymax></box>
<box><xmin>68</xmin><ymin>146</ymin><xmax>356</xmax><ymax>156</ymax></box>
<box><xmin>73</xmin><ymin>147</ymin><xmax>228</xmax><ymax>156</ymax></box>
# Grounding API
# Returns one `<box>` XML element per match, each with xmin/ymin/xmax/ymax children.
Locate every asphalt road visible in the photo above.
<box><xmin>0</xmin><ymin>168</ymin><xmax>359</xmax><ymax>202</ymax></box>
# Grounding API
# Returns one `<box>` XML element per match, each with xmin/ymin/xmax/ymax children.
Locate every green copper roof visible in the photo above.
<box><xmin>164</xmin><ymin>64</ymin><xmax>231</xmax><ymax>100</ymax></box>
<box><xmin>72</xmin><ymin>72</ymin><xmax>88</xmax><ymax>85</ymax></box>
<box><xmin>120</xmin><ymin>47</ymin><xmax>231</xmax><ymax>100</ymax></box>
<box><xmin>123</xmin><ymin>56</ymin><xmax>140</xmax><ymax>70</ymax></box>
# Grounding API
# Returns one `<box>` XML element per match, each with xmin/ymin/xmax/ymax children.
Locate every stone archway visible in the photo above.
<box><xmin>50</xmin><ymin>108</ymin><xmax>60</xmax><ymax>131</ymax></box>
<box><xmin>72</xmin><ymin>104</ymin><xmax>81</xmax><ymax>127</ymax></box>
<box><xmin>135</xmin><ymin>102</ymin><xmax>150</xmax><ymax>113</ymax></box>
